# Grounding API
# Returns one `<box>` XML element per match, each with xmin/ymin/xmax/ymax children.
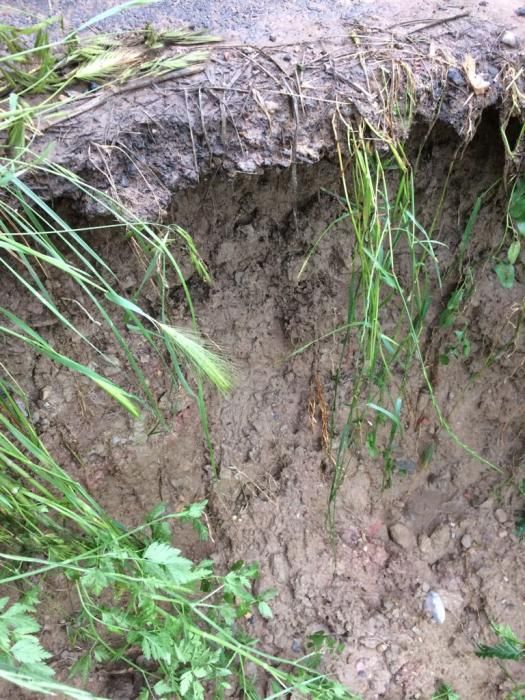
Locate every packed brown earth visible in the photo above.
<box><xmin>1</xmin><ymin>1</ymin><xmax>525</xmax><ymax>698</ymax></box>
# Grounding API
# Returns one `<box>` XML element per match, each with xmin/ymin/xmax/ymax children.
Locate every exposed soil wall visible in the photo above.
<box><xmin>2</xmin><ymin>12</ymin><xmax>525</xmax><ymax>700</ymax></box>
<box><xmin>4</xmin><ymin>110</ymin><xmax>524</xmax><ymax>699</ymax></box>
<box><xmin>35</xmin><ymin>22</ymin><xmax>524</xmax><ymax>220</ymax></box>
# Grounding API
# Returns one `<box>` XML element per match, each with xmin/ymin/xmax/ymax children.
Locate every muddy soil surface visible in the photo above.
<box><xmin>1</xmin><ymin>2</ymin><xmax>525</xmax><ymax>699</ymax></box>
<box><xmin>168</xmin><ymin>116</ymin><xmax>525</xmax><ymax>699</ymax></box>
<box><xmin>2</xmin><ymin>109</ymin><xmax>525</xmax><ymax>699</ymax></box>
<box><xmin>6</xmin><ymin>0</ymin><xmax>521</xmax><ymax>233</ymax></box>
<box><xmin>12</xmin><ymin>0</ymin><xmax>525</xmax><ymax>44</ymax></box>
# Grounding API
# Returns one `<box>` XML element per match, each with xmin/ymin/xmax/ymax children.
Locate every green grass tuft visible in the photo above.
<box><xmin>293</xmin><ymin>114</ymin><xmax>505</xmax><ymax>532</ymax></box>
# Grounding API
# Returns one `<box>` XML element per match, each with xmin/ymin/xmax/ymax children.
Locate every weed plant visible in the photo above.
<box><xmin>476</xmin><ymin>624</ymin><xmax>525</xmax><ymax>700</ymax></box>
<box><xmin>431</xmin><ymin>684</ymin><xmax>460</xmax><ymax>700</ymax></box>
<box><xmin>295</xmin><ymin>114</ymin><xmax>507</xmax><ymax>530</ymax></box>
<box><xmin>296</xmin><ymin>117</ymin><xmax>442</xmax><ymax>524</ymax></box>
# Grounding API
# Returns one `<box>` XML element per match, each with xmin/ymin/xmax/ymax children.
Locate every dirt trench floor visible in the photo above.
<box><xmin>2</xmin><ymin>107</ymin><xmax>525</xmax><ymax>700</ymax></box>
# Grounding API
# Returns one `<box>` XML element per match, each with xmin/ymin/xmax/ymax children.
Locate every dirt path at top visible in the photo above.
<box><xmin>10</xmin><ymin>5</ymin><xmax>521</xmax><ymax>228</ymax></box>
<box><xmin>10</xmin><ymin>0</ymin><xmax>525</xmax><ymax>43</ymax></box>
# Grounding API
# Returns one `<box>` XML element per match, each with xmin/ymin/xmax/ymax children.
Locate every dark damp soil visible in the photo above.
<box><xmin>1</xmin><ymin>110</ymin><xmax>524</xmax><ymax>699</ymax></box>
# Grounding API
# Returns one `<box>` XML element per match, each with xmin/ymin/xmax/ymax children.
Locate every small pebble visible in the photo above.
<box><xmin>418</xmin><ymin>534</ymin><xmax>432</xmax><ymax>554</ymax></box>
<box><xmin>269</xmin><ymin>34</ymin><xmax>277</xmax><ymax>42</ymax></box>
<box><xmin>389</xmin><ymin>523</ymin><xmax>416</xmax><ymax>549</ymax></box>
<box><xmin>14</xmin><ymin>397</ymin><xmax>28</xmax><ymax>416</ymax></box>
<box><xmin>395</xmin><ymin>457</ymin><xmax>417</xmax><ymax>475</ymax></box>
<box><xmin>515</xmin><ymin>6</ymin><xmax>525</xmax><ymax>16</ymax></box>
<box><xmin>427</xmin><ymin>524</ymin><xmax>451</xmax><ymax>564</ymax></box>
<box><xmin>461</xmin><ymin>534</ymin><xmax>472</xmax><ymax>549</ymax></box>
<box><xmin>447</xmin><ymin>67</ymin><xmax>465</xmax><ymax>87</ymax></box>
<box><xmin>423</xmin><ymin>591</ymin><xmax>446</xmax><ymax>624</ymax></box>
<box><xmin>501</xmin><ymin>30</ymin><xmax>519</xmax><ymax>48</ymax></box>
<box><xmin>495</xmin><ymin>508</ymin><xmax>508</xmax><ymax>523</ymax></box>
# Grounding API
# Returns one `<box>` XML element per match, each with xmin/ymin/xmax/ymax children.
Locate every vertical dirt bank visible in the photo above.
<box><xmin>162</xmin><ymin>113</ymin><xmax>524</xmax><ymax>699</ymax></box>
<box><xmin>4</xmin><ymin>108</ymin><xmax>522</xmax><ymax>698</ymax></box>
<box><xmin>2</xmin><ymin>13</ymin><xmax>524</xmax><ymax>698</ymax></box>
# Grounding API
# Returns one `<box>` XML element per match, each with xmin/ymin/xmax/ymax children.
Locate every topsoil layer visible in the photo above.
<box><xmin>12</xmin><ymin>0</ymin><xmax>525</xmax><ymax>44</ymax></box>
<box><xmin>1</xmin><ymin>4</ymin><xmax>525</xmax><ymax>700</ymax></box>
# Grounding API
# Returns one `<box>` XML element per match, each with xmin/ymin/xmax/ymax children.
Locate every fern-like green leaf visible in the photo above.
<box><xmin>11</xmin><ymin>636</ymin><xmax>51</xmax><ymax>664</ymax></box>
<box><xmin>81</xmin><ymin>568</ymin><xmax>110</xmax><ymax>596</ymax></box>
<box><xmin>476</xmin><ymin>624</ymin><xmax>525</xmax><ymax>661</ymax></box>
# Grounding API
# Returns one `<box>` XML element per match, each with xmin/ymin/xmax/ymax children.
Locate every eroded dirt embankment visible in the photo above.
<box><xmin>35</xmin><ymin>20</ymin><xmax>524</xmax><ymax>219</ymax></box>
<box><xmin>167</xmin><ymin>110</ymin><xmax>525</xmax><ymax>699</ymax></box>
<box><xmin>13</xmin><ymin>111</ymin><xmax>525</xmax><ymax>699</ymax></box>
<box><xmin>6</xmin><ymin>18</ymin><xmax>524</xmax><ymax>700</ymax></box>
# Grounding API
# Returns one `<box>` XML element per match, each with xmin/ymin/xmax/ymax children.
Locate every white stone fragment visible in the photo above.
<box><xmin>423</xmin><ymin>590</ymin><xmax>446</xmax><ymax>624</ymax></box>
<box><xmin>501</xmin><ymin>31</ymin><xmax>519</xmax><ymax>48</ymax></box>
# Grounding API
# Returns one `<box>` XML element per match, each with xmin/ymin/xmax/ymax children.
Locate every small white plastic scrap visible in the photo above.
<box><xmin>423</xmin><ymin>590</ymin><xmax>446</xmax><ymax>624</ymax></box>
